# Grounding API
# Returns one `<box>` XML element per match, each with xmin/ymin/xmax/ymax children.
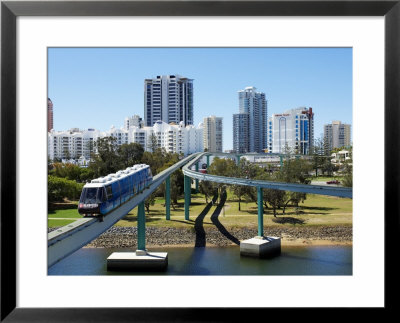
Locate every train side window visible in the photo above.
<box><xmin>106</xmin><ymin>185</ymin><xmax>113</xmax><ymax>200</ymax></box>
<box><xmin>101</xmin><ymin>187</ymin><xmax>107</xmax><ymax>202</ymax></box>
<box><xmin>97</xmin><ymin>188</ymin><xmax>106</xmax><ymax>202</ymax></box>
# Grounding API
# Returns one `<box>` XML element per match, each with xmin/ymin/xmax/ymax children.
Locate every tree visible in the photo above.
<box><xmin>321</xmin><ymin>158</ymin><xmax>338</xmax><ymax>176</ymax></box>
<box><xmin>208</xmin><ymin>157</ymin><xmax>237</xmax><ymax>202</ymax></box>
<box><xmin>170</xmin><ymin>170</ymin><xmax>184</xmax><ymax>207</ymax></box>
<box><xmin>50</xmin><ymin>162</ymin><xmax>86</xmax><ymax>182</ymax></box>
<box><xmin>48</xmin><ymin>175</ymin><xmax>84</xmax><ymax>203</ymax></box>
<box><xmin>89</xmin><ymin>136</ymin><xmax>122</xmax><ymax>177</ymax></box>
<box><xmin>342</xmin><ymin>161</ymin><xmax>353</xmax><ymax>187</ymax></box>
<box><xmin>311</xmin><ymin>136</ymin><xmax>326</xmax><ymax>177</ymax></box>
<box><xmin>79</xmin><ymin>167</ymin><xmax>95</xmax><ymax>183</ymax></box>
<box><xmin>263</xmin><ymin>188</ymin><xmax>286</xmax><ymax>217</ymax></box>
<box><xmin>231</xmin><ymin>184</ymin><xmax>247</xmax><ymax>211</ymax></box>
<box><xmin>148</xmin><ymin>133</ymin><xmax>158</xmax><ymax>153</ymax></box>
<box><xmin>258</xmin><ymin>157</ymin><xmax>311</xmax><ymax>216</ymax></box>
<box><xmin>199</xmin><ymin>180</ymin><xmax>216</xmax><ymax>204</ymax></box>
<box><xmin>281</xmin><ymin>191</ymin><xmax>307</xmax><ymax>214</ymax></box>
<box><xmin>144</xmin><ymin>191</ymin><xmax>157</xmax><ymax>213</ymax></box>
<box><xmin>278</xmin><ymin>158</ymin><xmax>311</xmax><ymax>185</ymax></box>
<box><xmin>118</xmin><ymin>142</ymin><xmax>144</xmax><ymax>168</ymax></box>
<box><xmin>230</xmin><ymin>159</ymin><xmax>262</xmax><ymax>211</ymax></box>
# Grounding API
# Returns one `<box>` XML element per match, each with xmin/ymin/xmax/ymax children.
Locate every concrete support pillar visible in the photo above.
<box><xmin>240</xmin><ymin>188</ymin><xmax>281</xmax><ymax>258</ymax></box>
<box><xmin>137</xmin><ymin>202</ymin><xmax>146</xmax><ymax>251</ymax></box>
<box><xmin>195</xmin><ymin>163</ymin><xmax>199</xmax><ymax>193</ymax></box>
<box><xmin>165</xmin><ymin>175</ymin><xmax>170</xmax><ymax>220</ymax></box>
<box><xmin>206</xmin><ymin>155</ymin><xmax>210</xmax><ymax>168</ymax></box>
<box><xmin>257</xmin><ymin>187</ymin><xmax>264</xmax><ymax>237</ymax></box>
<box><xmin>184</xmin><ymin>175</ymin><xmax>191</xmax><ymax>220</ymax></box>
<box><xmin>280</xmin><ymin>155</ymin><xmax>283</xmax><ymax>168</ymax></box>
<box><xmin>236</xmin><ymin>155</ymin><xmax>241</xmax><ymax>165</ymax></box>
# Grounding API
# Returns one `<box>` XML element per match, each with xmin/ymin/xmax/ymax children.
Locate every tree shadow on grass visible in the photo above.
<box><xmin>272</xmin><ymin>217</ymin><xmax>306</xmax><ymax>225</ymax></box>
<box><xmin>210</xmin><ymin>192</ymin><xmax>240</xmax><ymax>246</ymax></box>
<box><xmin>301</xmin><ymin>206</ymin><xmax>337</xmax><ymax>211</ymax></box>
<box><xmin>170</xmin><ymin>219</ymin><xmax>196</xmax><ymax>226</ymax></box>
<box><xmin>193</xmin><ymin>195</ymin><xmax>218</xmax><ymax>247</ymax></box>
<box><xmin>120</xmin><ymin>215</ymin><xmax>165</xmax><ymax>224</ymax></box>
<box><xmin>188</xmin><ymin>201</ymin><xmax>205</xmax><ymax>207</ymax></box>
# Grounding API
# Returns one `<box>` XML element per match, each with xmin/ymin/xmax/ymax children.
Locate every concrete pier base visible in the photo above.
<box><xmin>240</xmin><ymin>236</ymin><xmax>281</xmax><ymax>258</ymax></box>
<box><xmin>107</xmin><ymin>250</ymin><xmax>168</xmax><ymax>271</ymax></box>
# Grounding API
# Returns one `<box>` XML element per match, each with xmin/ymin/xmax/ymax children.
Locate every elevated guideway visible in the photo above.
<box><xmin>48</xmin><ymin>153</ymin><xmax>201</xmax><ymax>268</ymax></box>
<box><xmin>185</xmin><ymin>153</ymin><xmax>352</xmax><ymax>198</ymax></box>
<box><xmin>183</xmin><ymin>152</ymin><xmax>352</xmax><ymax>257</ymax></box>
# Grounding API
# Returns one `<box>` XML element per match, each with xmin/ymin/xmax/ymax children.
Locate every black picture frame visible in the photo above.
<box><xmin>1</xmin><ymin>0</ymin><xmax>398</xmax><ymax>321</ymax></box>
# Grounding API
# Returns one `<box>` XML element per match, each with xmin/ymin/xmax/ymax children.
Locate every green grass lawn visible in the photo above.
<box><xmin>48</xmin><ymin>190</ymin><xmax>352</xmax><ymax>229</ymax></box>
<box><xmin>48</xmin><ymin>219</ymin><xmax>77</xmax><ymax>227</ymax></box>
<box><xmin>48</xmin><ymin>205</ymin><xmax>81</xmax><ymax>227</ymax></box>
<box><xmin>311</xmin><ymin>176</ymin><xmax>344</xmax><ymax>182</ymax></box>
<box><xmin>115</xmin><ymin>190</ymin><xmax>352</xmax><ymax>228</ymax></box>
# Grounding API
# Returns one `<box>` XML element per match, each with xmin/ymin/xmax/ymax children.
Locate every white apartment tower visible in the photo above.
<box><xmin>268</xmin><ymin>107</ymin><xmax>314</xmax><ymax>155</ymax></box>
<box><xmin>48</xmin><ymin>128</ymin><xmax>103</xmax><ymax>160</ymax></box>
<box><xmin>324</xmin><ymin>121</ymin><xmax>351</xmax><ymax>153</ymax></box>
<box><xmin>124</xmin><ymin>115</ymin><xmax>143</xmax><ymax>130</ymax></box>
<box><xmin>144</xmin><ymin>75</ymin><xmax>194</xmax><ymax>127</ymax></box>
<box><xmin>203</xmin><ymin>116</ymin><xmax>223</xmax><ymax>152</ymax></box>
<box><xmin>48</xmin><ymin>121</ymin><xmax>203</xmax><ymax>161</ymax></box>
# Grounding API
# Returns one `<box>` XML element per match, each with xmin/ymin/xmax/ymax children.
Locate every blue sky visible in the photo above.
<box><xmin>48</xmin><ymin>47</ymin><xmax>352</xmax><ymax>150</ymax></box>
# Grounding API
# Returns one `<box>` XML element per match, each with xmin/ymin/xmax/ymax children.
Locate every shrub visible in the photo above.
<box><xmin>48</xmin><ymin>175</ymin><xmax>84</xmax><ymax>203</ymax></box>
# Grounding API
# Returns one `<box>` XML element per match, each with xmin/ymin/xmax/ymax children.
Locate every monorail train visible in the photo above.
<box><xmin>78</xmin><ymin>164</ymin><xmax>153</xmax><ymax>218</ymax></box>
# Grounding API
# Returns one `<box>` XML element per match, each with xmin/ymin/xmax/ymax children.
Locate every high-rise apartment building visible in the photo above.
<box><xmin>203</xmin><ymin>116</ymin><xmax>223</xmax><ymax>152</ymax></box>
<box><xmin>144</xmin><ymin>75</ymin><xmax>194</xmax><ymax>127</ymax></box>
<box><xmin>48</xmin><ymin>98</ymin><xmax>54</xmax><ymax>132</ymax></box>
<box><xmin>233</xmin><ymin>113</ymin><xmax>250</xmax><ymax>153</ymax></box>
<box><xmin>268</xmin><ymin>107</ymin><xmax>314</xmax><ymax>155</ymax></box>
<box><xmin>124</xmin><ymin>115</ymin><xmax>143</xmax><ymax>130</ymax></box>
<box><xmin>233</xmin><ymin>86</ymin><xmax>267</xmax><ymax>153</ymax></box>
<box><xmin>324</xmin><ymin>121</ymin><xmax>351</xmax><ymax>153</ymax></box>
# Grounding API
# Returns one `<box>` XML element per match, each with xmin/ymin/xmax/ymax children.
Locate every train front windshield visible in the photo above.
<box><xmin>80</xmin><ymin>187</ymin><xmax>104</xmax><ymax>204</ymax></box>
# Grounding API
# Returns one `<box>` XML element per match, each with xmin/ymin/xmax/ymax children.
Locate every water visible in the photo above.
<box><xmin>48</xmin><ymin>245</ymin><xmax>352</xmax><ymax>275</ymax></box>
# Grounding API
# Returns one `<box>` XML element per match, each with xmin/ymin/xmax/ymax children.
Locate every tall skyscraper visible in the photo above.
<box><xmin>268</xmin><ymin>107</ymin><xmax>314</xmax><ymax>155</ymax></box>
<box><xmin>324</xmin><ymin>121</ymin><xmax>351</xmax><ymax>153</ymax></box>
<box><xmin>233</xmin><ymin>113</ymin><xmax>250</xmax><ymax>153</ymax></box>
<box><xmin>48</xmin><ymin>98</ymin><xmax>53</xmax><ymax>132</ymax></box>
<box><xmin>144</xmin><ymin>75</ymin><xmax>194</xmax><ymax>127</ymax></box>
<box><xmin>233</xmin><ymin>86</ymin><xmax>267</xmax><ymax>153</ymax></box>
<box><xmin>203</xmin><ymin>116</ymin><xmax>223</xmax><ymax>152</ymax></box>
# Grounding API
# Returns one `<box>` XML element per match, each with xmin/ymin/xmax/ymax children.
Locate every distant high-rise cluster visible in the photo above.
<box><xmin>324</xmin><ymin>121</ymin><xmax>351</xmax><ymax>153</ymax></box>
<box><xmin>203</xmin><ymin>116</ymin><xmax>223</xmax><ymax>153</ymax></box>
<box><xmin>268</xmin><ymin>107</ymin><xmax>314</xmax><ymax>155</ymax></box>
<box><xmin>144</xmin><ymin>75</ymin><xmax>194</xmax><ymax>127</ymax></box>
<box><xmin>48</xmin><ymin>98</ymin><xmax>53</xmax><ymax>132</ymax></box>
<box><xmin>233</xmin><ymin>87</ymin><xmax>268</xmax><ymax>153</ymax></box>
<box><xmin>50</xmin><ymin>72</ymin><xmax>353</xmax><ymax>164</ymax></box>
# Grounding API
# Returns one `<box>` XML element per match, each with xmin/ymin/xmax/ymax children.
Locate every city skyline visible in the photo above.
<box><xmin>48</xmin><ymin>47</ymin><xmax>353</xmax><ymax>150</ymax></box>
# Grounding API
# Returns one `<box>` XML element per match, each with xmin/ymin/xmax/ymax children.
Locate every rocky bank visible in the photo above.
<box><xmin>47</xmin><ymin>226</ymin><xmax>352</xmax><ymax>248</ymax></box>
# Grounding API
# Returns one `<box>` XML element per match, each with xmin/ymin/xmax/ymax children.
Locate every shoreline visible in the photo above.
<box><xmin>79</xmin><ymin>225</ymin><xmax>352</xmax><ymax>248</ymax></box>
<box><xmin>88</xmin><ymin>240</ymin><xmax>352</xmax><ymax>249</ymax></box>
